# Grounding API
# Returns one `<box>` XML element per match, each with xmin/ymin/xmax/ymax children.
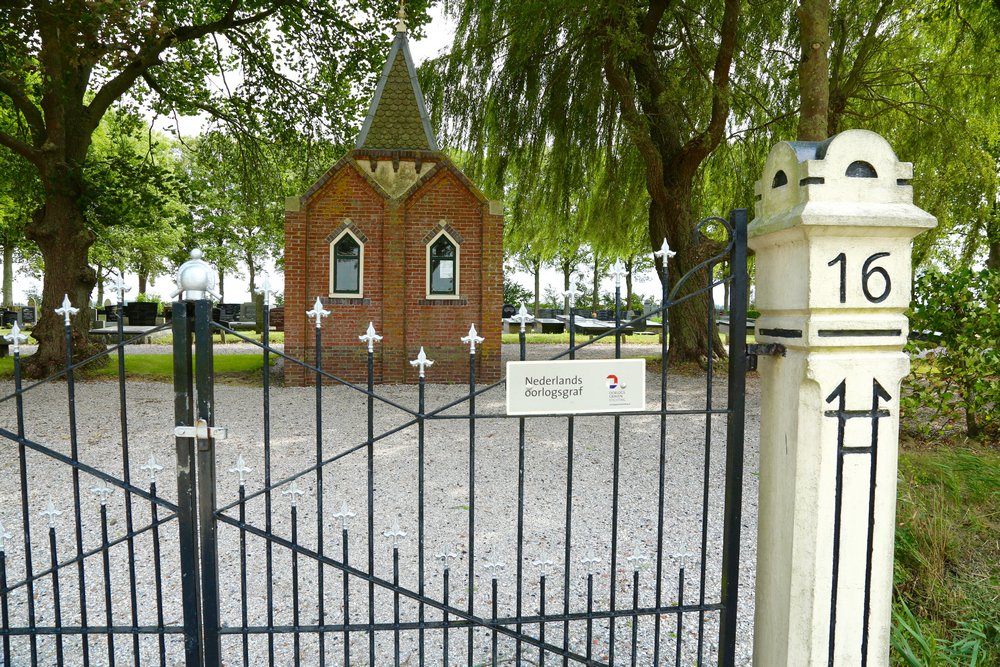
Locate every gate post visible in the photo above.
<box><xmin>748</xmin><ymin>130</ymin><xmax>935</xmax><ymax>666</ymax></box>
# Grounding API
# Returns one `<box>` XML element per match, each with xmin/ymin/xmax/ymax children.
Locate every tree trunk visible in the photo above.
<box><xmin>591</xmin><ymin>253</ymin><xmax>601</xmax><ymax>315</ymax></box>
<box><xmin>218</xmin><ymin>267</ymin><xmax>225</xmax><ymax>302</ymax></box>
<box><xmin>987</xmin><ymin>205</ymin><xmax>1000</xmax><ymax>271</ymax></box>
<box><xmin>24</xmin><ymin>187</ymin><xmax>103</xmax><ymax>376</ymax></box>
<box><xmin>2</xmin><ymin>244</ymin><xmax>13</xmax><ymax>307</ymax></box>
<box><xmin>624</xmin><ymin>257</ymin><xmax>634</xmax><ymax>315</ymax></box>
<box><xmin>138</xmin><ymin>270</ymin><xmax>148</xmax><ymax>295</ymax></box>
<box><xmin>95</xmin><ymin>264</ymin><xmax>105</xmax><ymax>307</ymax></box>
<box><xmin>562</xmin><ymin>262</ymin><xmax>572</xmax><ymax>316</ymax></box>
<box><xmin>797</xmin><ymin>0</ymin><xmax>831</xmax><ymax>141</ymax></box>
<box><xmin>532</xmin><ymin>257</ymin><xmax>541</xmax><ymax>317</ymax></box>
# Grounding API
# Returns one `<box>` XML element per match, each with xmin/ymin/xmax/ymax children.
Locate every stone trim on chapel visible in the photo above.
<box><xmin>283</xmin><ymin>13</ymin><xmax>503</xmax><ymax>385</ymax></box>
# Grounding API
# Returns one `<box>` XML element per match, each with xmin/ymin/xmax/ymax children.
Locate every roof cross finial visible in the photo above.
<box><xmin>396</xmin><ymin>0</ymin><xmax>408</xmax><ymax>33</ymax></box>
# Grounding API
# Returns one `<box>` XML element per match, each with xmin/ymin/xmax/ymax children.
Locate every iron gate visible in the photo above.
<box><xmin>0</xmin><ymin>210</ymin><xmax>749</xmax><ymax>666</ymax></box>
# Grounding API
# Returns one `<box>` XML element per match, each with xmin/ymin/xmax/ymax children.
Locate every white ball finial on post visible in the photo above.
<box><xmin>172</xmin><ymin>249</ymin><xmax>220</xmax><ymax>301</ymax></box>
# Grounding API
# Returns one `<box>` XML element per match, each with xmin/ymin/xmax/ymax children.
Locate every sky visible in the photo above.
<box><xmin>10</xmin><ymin>6</ymin><xmax>675</xmax><ymax>312</ymax></box>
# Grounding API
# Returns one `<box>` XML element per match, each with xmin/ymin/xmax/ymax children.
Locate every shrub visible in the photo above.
<box><xmin>903</xmin><ymin>268</ymin><xmax>1000</xmax><ymax>440</ymax></box>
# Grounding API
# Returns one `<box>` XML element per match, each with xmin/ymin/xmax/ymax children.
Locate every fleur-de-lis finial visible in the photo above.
<box><xmin>532</xmin><ymin>555</ymin><xmax>554</xmax><ymax>578</ymax></box>
<box><xmin>610</xmin><ymin>259</ymin><xmax>627</xmax><ymax>288</ymax></box>
<box><xmin>436</xmin><ymin>544</ymin><xmax>460</xmax><ymax>570</ymax></box>
<box><xmin>561</xmin><ymin>274</ymin><xmax>580</xmax><ymax>309</ymax></box>
<box><xmin>141</xmin><ymin>455</ymin><xmax>164</xmax><ymax>485</ymax></box>
<box><xmin>359</xmin><ymin>322</ymin><xmax>383</xmax><ymax>353</ymax></box>
<box><xmin>580</xmin><ymin>550</ymin><xmax>601</xmax><ymax>576</ymax></box>
<box><xmin>40</xmin><ymin>498</ymin><xmax>63</xmax><ymax>527</ymax></box>
<box><xmin>484</xmin><ymin>559</ymin><xmax>506</xmax><ymax>579</ymax></box>
<box><xmin>461</xmin><ymin>324</ymin><xmax>485</xmax><ymax>354</ymax></box>
<box><xmin>674</xmin><ymin>552</ymin><xmax>694</xmax><ymax>569</ymax></box>
<box><xmin>255</xmin><ymin>273</ymin><xmax>274</xmax><ymax>307</ymax></box>
<box><xmin>54</xmin><ymin>294</ymin><xmax>79</xmax><ymax>326</ymax></box>
<box><xmin>333</xmin><ymin>500</ymin><xmax>356</xmax><ymax>531</ymax></box>
<box><xmin>306</xmin><ymin>297</ymin><xmax>329</xmax><ymax>329</ymax></box>
<box><xmin>396</xmin><ymin>0</ymin><xmax>408</xmax><ymax>32</ymax></box>
<box><xmin>511</xmin><ymin>303</ymin><xmax>534</xmax><ymax>332</ymax></box>
<box><xmin>409</xmin><ymin>347</ymin><xmax>434</xmax><ymax>378</ymax></box>
<box><xmin>0</xmin><ymin>521</ymin><xmax>13</xmax><ymax>553</ymax></box>
<box><xmin>91</xmin><ymin>482</ymin><xmax>114</xmax><ymax>506</ymax></box>
<box><xmin>110</xmin><ymin>273</ymin><xmax>131</xmax><ymax>305</ymax></box>
<box><xmin>383</xmin><ymin>519</ymin><xmax>406</xmax><ymax>549</ymax></box>
<box><xmin>228</xmin><ymin>454</ymin><xmax>251</xmax><ymax>486</ymax></box>
<box><xmin>653</xmin><ymin>238</ymin><xmax>676</xmax><ymax>263</ymax></box>
<box><xmin>282</xmin><ymin>479</ymin><xmax>305</xmax><ymax>507</ymax></box>
<box><xmin>4</xmin><ymin>322</ymin><xmax>27</xmax><ymax>354</ymax></box>
<box><xmin>626</xmin><ymin>547</ymin><xmax>647</xmax><ymax>571</ymax></box>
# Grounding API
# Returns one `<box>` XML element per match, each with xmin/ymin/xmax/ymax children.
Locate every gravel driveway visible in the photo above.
<box><xmin>0</xmin><ymin>342</ymin><xmax>759</xmax><ymax>666</ymax></box>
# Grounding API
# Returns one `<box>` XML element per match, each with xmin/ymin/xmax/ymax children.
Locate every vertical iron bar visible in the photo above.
<box><xmin>442</xmin><ymin>564</ymin><xmax>450</xmax><ymax>664</ymax></box>
<box><xmin>239</xmin><ymin>485</ymin><xmax>249</xmax><ymax>666</ymax></box>
<box><xmin>262</xmin><ymin>302</ymin><xmax>276</xmax><ymax>667</ymax></box>
<box><xmin>585</xmin><ymin>573</ymin><xmax>593</xmax><ymax>663</ymax></box>
<box><xmin>116</xmin><ymin>299</ymin><xmax>141</xmax><ymax>665</ymax></box>
<box><xmin>367</xmin><ymin>342</ymin><xmax>376</xmax><ymax>666</ymax></box>
<box><xmin>100</xmin><ymin>503</ymin><xmax>115</xmax><ymax>667</ymax></box>
<box><xmin>343</xmin><ymin>527</ymin><xmax>351</xmax><ymax>667</ymax></box>
<box><xmin>13</xmin><ymin>348</ymin><xmax>38</xmax><ymax>666</ymax></box>
<box><xmin>515</xmin><ymin>326</ymin><xmax>527</xmax><ymax>666</ymax></box>
<box><xmin>64</xmin><ymin>321</ymin><xmax>90</xmax><ymax>667</ymax></box>
<box><xmin>314</xmin><ymin>325</ymin><xmax>327</xmax><ymax>666</ymax></box>
<box><xmin>467</xmin><ymin>349</ymin><xmax>476</xmax><ymax>664</ymax></box>
<box><xmin>292</xmin><ymin>504</ymin><xmax>301</xmax><ymax>667</ymax></box>
<box><xmin>719</xmin><ymin>210</ymin><xmax>749</xmax><ymax>667</ymax></box>
<box><xmin>150</xmin><ymin>481</ymin><xmax>167</xmax><ymax>666</ymax></box>
<box><xmin>48</xmin><ymin>525</ymin><xmax>64</xmax><ymax>664</ymax></box>
<box><xmin>697</xmin><ymin>257</ymin><xmax>716</xmax><ymax>665</ymax></box>
<box><xmin>172</xmin><ymin>301</ymin><xmax>202</xmax><ymax>666</ymax></box>
<box><xmin>538</xmin><ymin>574</ymin><xmax>546</xmax><ymax>667</ymax></box>
<box><xmin>0</xmin><ymin>548</ymin><xmax>9</xmax><ymax>664</ymax></box>
<box><xmin>828</xmin><ymin>406</ymin><xmax>847</xmax><ymax>667</ymax></box>
<box><xmin>491</xmin><ymin>576</ymin><xmax>498</xmax><ymax>667</ymax></box>
<box><xmin>393</xmin><ymin>546</ymin><xmax>400</xmax><ymax>667</ymax></box>
<box><xmin>861</xmin><ymin>382</ymin><xmax>887</xmax><ymax>665</ymax></box>
<box><xmin>654</xmin><ymin>233</ymin><xmax>671</xmax><ymax>667</ymax></box>
<box><xmin>564</xmin><ymin>309</ymin><xmax>575</xmax><ymax>667</ymax></box>
<box><xmin>418</xmin><ymin>375</ymin><xmax>426</xmax><ymax>667</ymax></box>
<box><xmin>676</xmin><ymin>565</ymin><xmax>685</xmax><ymax>667</ymax></box>
<box><xmin>630</xmin><ymin>568</ymin><xmax>639</xmax><ymax>667</ymax></box>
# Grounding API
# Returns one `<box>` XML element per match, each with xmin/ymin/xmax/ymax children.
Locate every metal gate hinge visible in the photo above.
<box><xmin>174</xmin><ymin>418</ymin><xmax>228</xmax><ymax>440</ymax></box>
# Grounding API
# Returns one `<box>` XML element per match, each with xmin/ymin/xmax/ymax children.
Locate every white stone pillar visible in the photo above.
<box><xmin>749</xmin><ymin>130</ymin><xmax>936</xmax><ymax>666</ymax></box>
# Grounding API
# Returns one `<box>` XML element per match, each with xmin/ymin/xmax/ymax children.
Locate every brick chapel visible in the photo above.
<box><xmin>283</xmin><ymin>12</ymin><xmax>503</xmax><ymax>385</ymax></box>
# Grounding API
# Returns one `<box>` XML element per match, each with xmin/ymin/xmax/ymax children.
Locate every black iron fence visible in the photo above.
<box><xmin>0</xmin><ymin>210</ymin><xmax>749</xmax><ymax>666</ymax></box>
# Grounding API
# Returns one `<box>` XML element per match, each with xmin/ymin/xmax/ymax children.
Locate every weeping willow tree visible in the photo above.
<box><xmin>423</xmin><ymin>0</ymin><xmax>769</xmax><ymax>362</ymax></box>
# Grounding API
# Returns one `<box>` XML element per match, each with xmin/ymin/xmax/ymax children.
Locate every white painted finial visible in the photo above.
<box><xmin>610</xmin><ymin>259</ymin><xmax>627</xmax><ymax>287</ymax></box>
<box><xmin>171</xmin><ymin>249</ymin><xmax>220</xmax><ymax>301</ymax></box>
<box><xmin>359</xmin><ymin>322</ymin><xmax>383</xmax><ymax>353</ymax></box>
<box><xmin>512</xmin><ymin>303</ymin><xmax>534</xmax><ymax>332</ymax></box>
<box><xmin>484</xmin><ymin>559</ymin><xmax>506</xmax><ymax>579</ymax></box>
<box><xmin>384</xmin><ymin>519</ymin><xmax>406</xmax><ymax>548</ymax></box>
<box><xmin>626</xmin><ymin>547</ymin><xmax>647</xmax><ymax>571</ymax></box>
<box><xmin>110</xmin><ymin>273</ymin><xmax>131</xmax><ymax>306</ymax></box>
<box><xmin>409</xmin><ymin>347</ymin><xmax>434</xmax><ymax>377</ymax></box>
<box><xmin>54</xmin><ymin>294</ymin><xmax>79</xmax><ymax>326</ymax></box>
<box><xmin>228</xmin><ymin>454</ymin><xmax>251</xmax><ymax>486</ymax></box>
<box><xmin>333</xmin><ymin>500</ymin><xmax>356</xmax><ymax>530</ymax></box>
<box><xmin>40</xmin><ymin>498</ymin><xmax>63</xmax><ymax>527</ymax></box>
<box><xmin>91</xmin><ymin>483</ymin><xmax>114</xmax><ymax>506</ymax></box>
<box><xmin>282</xmin><ymin>479</ymin><xmax>305</xmax><ymax>507</ymax></box>
<box><xmin>396</xmin><ymin>0</ymin><xmax>408</xmax><ymax>32</ymax></box>
<box><xmin>580</xmin><ymin>550</ymin><xmax>601</xmax><ymax>576</ymax></box>
<box><xmin>306</xmin><ymin>297</ymin><xmax>329</xmax><ymax>329</ymax></box>
<box><xmin>0</xmin><ymin>521</ymin><xmax>12</xmax><ymax>553</ymax></box>
<box><xmin>532</xmin><ymin>555</ymin><xmax>554</xmax><ymax>577</ymax></box>
<box><xmin>436</xmin><ymin>544</ymin><xmax>461</xmax><ymax>570</ymax></box>
<box><xmin>255</xmin><ymin>274</ymin><xmax>273</xmax><ymax>307</ymax></box>
<box><xmin>654</xmin><ymin>238</ymin><xmax>676</xmax><ymax>261</ymax></box>
<box><xmin>561</xmin><ymin>274</ymin><xmax>580</xmax><ymax>308</ymax></box>
<box><xmin>141</xmin><ymin>455</ymin><xmax>164</xmax><ymax>485</ymax></box>
<box><xmin>4</xmin><ymin>322</ymin><xmax>27</xmax><ymax>354</ymax></box>
<box><xmin>461</xmin><ymin>324</ymin><xmax>485</xmax><ymax>354</ymax></box>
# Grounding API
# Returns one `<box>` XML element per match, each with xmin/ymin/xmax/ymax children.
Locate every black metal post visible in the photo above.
<box><xmin>172</xmin><ymin>301</ymin><xmax>202</xmax><ymax>666</ymax></box>
<box><xmin>653</xmin><ymin>236</ymin><xmax>671</xmax><ymax>666</ymax></box>
<box><xmin>719</xmin><ymin>209</ymin><xmax>748</xmax><ymax>667</ymax></box>
<box><xmin>195</xmin><ymin>299</ymin><xmax>221</xmax><ymax>666</ymax></box>
<box><xmin>314</xmin><ymin>324</ymin><xmax>327</xmax><ymax>666</ymax></box>
<box><xmin>262</xmin><ymin>294</ymin><xmax>276</xmax><ymax>667</ymax></box>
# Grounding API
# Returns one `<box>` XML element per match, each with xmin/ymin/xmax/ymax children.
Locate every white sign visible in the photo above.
<box><xmin>506</xmin><ymin>359</ymin><xmax>646</xmax><ymax>415</ymax></box>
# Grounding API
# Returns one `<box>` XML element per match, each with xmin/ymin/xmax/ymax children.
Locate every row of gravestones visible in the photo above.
<box><xmin>92</xmin><ymin>301</ymin><xmax>286</xmax><ymax>331</ymax></box>
<box><xmin>1</xmin><ymin>306</ymin><xmax>37</xmax><ymax>327</ymax></box>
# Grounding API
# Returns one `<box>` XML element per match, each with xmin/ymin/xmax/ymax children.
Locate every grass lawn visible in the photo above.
<box><xmin>0</xmin><ymin>353</ymin><xmax>272</xmax><ymax>384</ymax></box>
<box><xmin>892</xmin><ymin>440</ymin><xmax>1000</xmax><ymax>665</ymax></box>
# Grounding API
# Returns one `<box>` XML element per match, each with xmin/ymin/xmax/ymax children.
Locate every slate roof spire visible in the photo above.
<box><xmin>355</xmin><ymin>2</ymin><xmax>438</xmax><ymax>151</ymax></box>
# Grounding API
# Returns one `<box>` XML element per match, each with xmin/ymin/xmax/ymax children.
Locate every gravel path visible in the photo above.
<box><xmin>0</xmin><ymin>343</ymin><xmax>759</xmax><ymax>666</ymax></box>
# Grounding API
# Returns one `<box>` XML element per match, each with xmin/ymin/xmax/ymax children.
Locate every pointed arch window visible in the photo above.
<box><xmin>427</xmin><ymin>230</ymin><xmax>460</xmax><ymax>297</ymax></box>
<box><xmin>329</xmin><ymin>229</ymin><xmax>364</xmax><ymax>298</ymax></box>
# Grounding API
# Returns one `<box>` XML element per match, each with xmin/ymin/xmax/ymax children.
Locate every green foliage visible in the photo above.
<box><xmin>892</xmin><ymin>445</ymin><xmax>1000</xmax><ymax>666</ymax></box>
<box><xmin>502</xmin><ymin>276</ymin><xmax>532</xmax><ymax>307</ymax></box>
<box><xmin>902</xmin><ymin>269</ymin><xmax>1000</xmax><ymax>439</ymax></box>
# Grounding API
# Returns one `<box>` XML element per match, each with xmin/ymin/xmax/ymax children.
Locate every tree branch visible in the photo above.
<box><xmin>0</xmin><ymin>75</ymin><xmax>45</xmax><ymax>140</ymax></box>
<box><xmin>0</xmin><ymin>128</ymin><xmax>43</xmax><ymax>168</ymax></box>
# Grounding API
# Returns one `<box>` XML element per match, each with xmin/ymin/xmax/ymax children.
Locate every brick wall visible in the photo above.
<box><xmin>284</xmin><ymin>152</ymin><xmax>502</xmax><ymax>386</ymax></box>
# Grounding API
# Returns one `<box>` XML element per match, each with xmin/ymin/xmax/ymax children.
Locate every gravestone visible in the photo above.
<box><xmin>19</xmin><ymin>306</ymin><xmax>36</xmax><ymax>325</ymax></box>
